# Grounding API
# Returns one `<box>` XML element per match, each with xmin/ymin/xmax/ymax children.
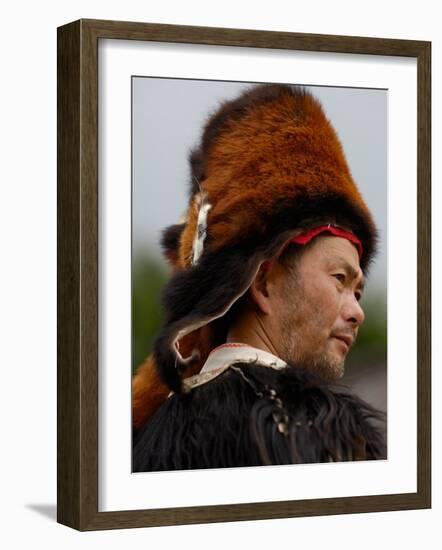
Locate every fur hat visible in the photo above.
<box><xmin>132</xmin><ymin>84</ymin><xmax>378</xmax><ymax>428</ymax></box>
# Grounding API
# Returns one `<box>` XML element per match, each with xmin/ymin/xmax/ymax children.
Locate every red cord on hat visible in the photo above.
<box><xmin>290</xmin><ymin>225</ymin><xmax>363</xmax><ymax>258</ymax></box>
<box><xmin>261</xmin><ymin>225</ymin><xmax>363</xmax><ymax>271</ymax></box>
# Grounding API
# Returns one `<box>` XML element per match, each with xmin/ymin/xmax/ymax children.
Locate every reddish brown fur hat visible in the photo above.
<box><xmin>132</xmin><ymin>84</ymin><xmax>378</xmax><ymax>430</ymax></box>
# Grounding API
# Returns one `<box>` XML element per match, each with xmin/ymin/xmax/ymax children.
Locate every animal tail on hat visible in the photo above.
<box><xmin>132</xmin><ymin>356</ymin><xmax>169</xmax><ymax>432</ymax></box>
<box><xmin>132</xmin><ymin>324</ymin><xmax>215</xmax><ymax>430</ymax></box>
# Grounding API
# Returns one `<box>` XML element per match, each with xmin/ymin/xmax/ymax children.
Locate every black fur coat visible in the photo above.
<box><xmin>133</xmin><ymin>362</ymin><xmax>386</xmax><ymax>472</ymax></box>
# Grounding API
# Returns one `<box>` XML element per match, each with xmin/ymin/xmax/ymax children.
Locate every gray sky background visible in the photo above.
<box><xmin>132</xmin><ymin>78</ymin><xmax>387</xmax><ymax>292</ymax></box>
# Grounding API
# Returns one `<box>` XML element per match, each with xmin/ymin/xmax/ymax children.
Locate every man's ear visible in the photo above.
<box><xmin>249</xmin><ymin>263</ymin><xmax>274</xmax><ymax>316</ymax></box>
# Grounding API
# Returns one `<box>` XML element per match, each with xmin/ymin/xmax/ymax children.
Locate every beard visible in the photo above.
<box><xmin>279</xmin><ymin>325</ymin><xmax>345</xmax><ymax>382</ymax></box>
<box><xmin>277</xmin><ymin>270</ymin><xmax>346</xmax><ymax>382</ymax></box>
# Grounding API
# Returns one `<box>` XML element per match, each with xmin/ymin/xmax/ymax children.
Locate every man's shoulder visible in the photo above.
<box><xmin>133</xmin><ymin>361</ymin><xmax>386</xmax><ymax>472</ymax></box>
<box><xmin>132</xmin><ymin>362</ymin><xmax>268</xmax><ymax>471</ymax></box>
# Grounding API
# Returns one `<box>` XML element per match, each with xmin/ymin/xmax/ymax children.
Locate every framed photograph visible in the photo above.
<box><xmin>57</xmin><ymin>19</ymin><xmax>431</xmax><ymax>530</ymax></box>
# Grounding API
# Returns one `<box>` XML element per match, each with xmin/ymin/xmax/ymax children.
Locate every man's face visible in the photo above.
<box><xmin>270</xmin><ymin>236</ymin><xmax>365</xmax><ymax>381</ymax></box>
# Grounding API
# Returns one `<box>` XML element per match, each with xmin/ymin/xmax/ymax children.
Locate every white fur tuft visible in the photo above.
<box><xmin>191</xmin><ymin>192</ymin><xmax>212</xmax><ymax>265</ymax></box>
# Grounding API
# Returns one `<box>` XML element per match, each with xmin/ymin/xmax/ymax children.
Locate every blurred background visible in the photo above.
<box><xmin>132</xmin><ymin>78</ymin><xmax>387</xmax><ymax>417</ymax></box>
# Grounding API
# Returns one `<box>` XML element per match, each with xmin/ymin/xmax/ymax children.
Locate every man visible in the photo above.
<box><xmin>226</xmin><ymin>234</ymin><xmax>365</xmax><ymax>384</ymax></box>
<box><xmin>132</xmin><ymin>84</ymin><xmax>386</xmax><ymax>471</ymax></box>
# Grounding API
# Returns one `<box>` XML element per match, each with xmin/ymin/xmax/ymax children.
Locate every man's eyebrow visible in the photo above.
<box><xmin>330</xmin><ymin>257</ymin><xmax>365</xmax><ymax>290</ymax></box>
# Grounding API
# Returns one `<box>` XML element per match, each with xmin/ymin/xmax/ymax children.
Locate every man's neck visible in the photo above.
<box><xmin>226</xmin><ymin>310</ymin><xmax>281</xmax><ymax>359</ymax></box>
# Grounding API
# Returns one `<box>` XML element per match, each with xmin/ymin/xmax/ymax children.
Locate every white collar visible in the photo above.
<box><xmin>180</xmin><ymin>343</ymin><xmax>287</xmax><ymax>393</ymax></box>
<box><xmin>200</xmin><ymin>343</ymin><xmax>287</xmax><ymax>373</ymax></box>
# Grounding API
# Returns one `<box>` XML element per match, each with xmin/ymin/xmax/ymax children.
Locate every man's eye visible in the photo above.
<box><xmin>333</xmin><ymin>273</ymin><xmax>346</xmax><ymax>283</ymax></box>
<box><xmin>355</xmin><ymin>290</ymin><xmax>363</xmax><ymax>302</ymax></box>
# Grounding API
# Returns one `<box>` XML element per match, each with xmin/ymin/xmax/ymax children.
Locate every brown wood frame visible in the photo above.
<box><xmin>57</xmin><ymin>18</ymin><xmax>431</xmax><ymax>531</ymax></box>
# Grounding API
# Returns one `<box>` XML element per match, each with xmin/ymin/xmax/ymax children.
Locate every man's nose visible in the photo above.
<box><xmin>343</xmin><ymin>293</ymin><xmax>365</xmax><ymax>327</ymax></box>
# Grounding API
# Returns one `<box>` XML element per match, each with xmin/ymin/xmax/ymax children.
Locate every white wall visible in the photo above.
<box><xmin>1</xmin><ymin>1</ymin><xmax>439</xmax><ymax>548</ymax></box>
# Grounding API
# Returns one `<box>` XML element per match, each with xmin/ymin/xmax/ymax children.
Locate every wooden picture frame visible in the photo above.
<box><xmin>57</xmin><ymin>18</ymin><xmax>431</xmax><ymax>531</ymax></box>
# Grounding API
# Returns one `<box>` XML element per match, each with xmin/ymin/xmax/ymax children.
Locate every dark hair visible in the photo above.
<box><xmin>276</xmin><ymin>241</ymin><xmax>304</xmax><ymax>273</ymax></box>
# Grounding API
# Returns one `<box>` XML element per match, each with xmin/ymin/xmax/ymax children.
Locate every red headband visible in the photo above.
<box><xmin>290</xmin><ymin>225</ymin><xmax>363</xmax><ymax>258</ymax></box>
<box><xmin>262</xmin><ymin>225</ymin><xmax>363</xmax><ymax>271</ymax></box>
